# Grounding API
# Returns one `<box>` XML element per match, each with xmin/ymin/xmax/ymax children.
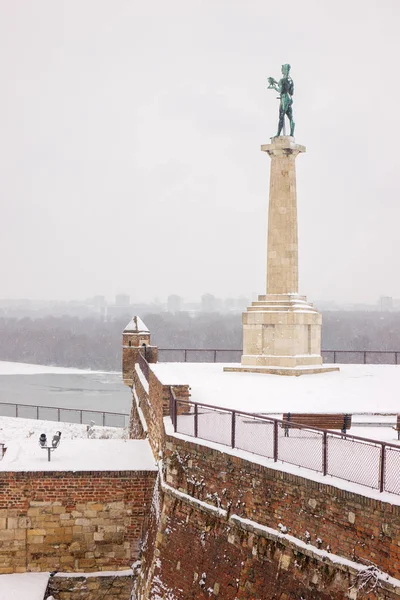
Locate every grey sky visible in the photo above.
<box><xmin>0</xmin><ymin>0</ymin><xmax>398</xmax><ymax>304</ymax></box>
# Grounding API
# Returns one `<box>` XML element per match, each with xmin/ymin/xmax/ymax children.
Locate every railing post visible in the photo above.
<box><xmin>323</xmin><ymin>431</ymin><xmax>328</xmax><ymax>476</ymax></box>
<box><xmin>184</xmin><ymin>349</ymin><xmax>187</xmax><ymax>362</ymax></box>
<box><xmin>379</xmin><ymin>443</ymin><xmax>386</xmax><ymax>493</ymax></box>
<box><xmin>16</xmin><ymin>404</ymin><xmax>18</xmax><ymax>418</ymax></box>
<box><xmin>214</xmin><ymin>350</ymin><xmax>217</xmax><ymax>363</ymax></box>
<box><xmin>37</xmin><ymin>406</ymin><xmax>39</xmax><ymax>420</ymax></box>
<box><xmin>102</xmin><ymin>412</ymin><xmax>106</xmax><ymax>427</ymax></box>
<box><xmin>194</xmin><ymin>404</ymin><xmax>198</xmax><ymax>438</ymax></box>
<box><xmin>80</xmin><ymin>411</ymin><xmax>83</xmax><ymax>424</ymax></box>
<box><xmin>174</xmin><ymin>396</ymin><xmax>177</xmax><ymax>432</ymax></box>
<box><xmin>333</xmin><ymin>351</ymin><xmax>336</xmax><ymax>364</ymax></box>
<box><xmin>273</xmin><ymin>420</ymin><xmax>278</xmax><ymax>462</ymax></box>
<box><xmin>231</xmin><ymin>411</ymin><xmax>236</xmax><ymax>448</ymax></box>
<box><xmin>363</xmin><ymin>351</ymin><xmax>367</xmax><ymax>364</ymax></box>
<box><xmin>58</xmin><ymin>408</ymin><xmax>60</xmax><ymax>422</ymax></box>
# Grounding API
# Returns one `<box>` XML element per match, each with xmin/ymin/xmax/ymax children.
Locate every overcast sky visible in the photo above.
<box><xmin>0</xmin><ymin>0</ymin><xmax>398</xmax><ymax>304</ymax></box>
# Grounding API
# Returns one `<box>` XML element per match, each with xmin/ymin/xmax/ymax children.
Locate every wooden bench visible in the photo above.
<box><xmin>282</xmin><ymin>413</ymin><xmax>352</xmax><ymax>437</ymax></box>
<box><xmin>392</xmin><ymin>414</ymin><xmax>400</xmax><ymax>440</ymax></box>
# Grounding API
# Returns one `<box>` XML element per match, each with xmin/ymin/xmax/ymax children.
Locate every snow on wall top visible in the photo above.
<box><xmin>151</xmin><ymin>362</ymin><xmax>400</xmax><ymax>414</ymax></box>
<box><xmin>0</xmin><ymin>439</ymin><xmax>157</xmax><ymax>472</ymax></box>
<box><xmin>0</xmin><ymin>361</ymin><xmax>101</xmax><ymax>375</ymax></box>
<box><xmin>123</xmin><ymin>316</ymin><xmax>149</xmax><ymax>334</ymax></box>
<box><xmin>0</xmin><ymin>572</ymin><xmax>49</xmax><ymax>600</ymax></box>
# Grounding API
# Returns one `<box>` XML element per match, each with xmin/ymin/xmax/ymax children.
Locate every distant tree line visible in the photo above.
<box><xmin>0</xmin><ymin>311</ymin><xmax>399</xmax><ymax>370</ymax></box>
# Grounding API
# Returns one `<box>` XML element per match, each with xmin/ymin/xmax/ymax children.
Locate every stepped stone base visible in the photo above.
<box><xmin>239</xmin><ymin>293</ymin><xmax>337</xmax><ymax>375</ymax></box>
<box><xmin>223</xmin><ymin>365</ymin><xmax>339</xmax><ymax>376</ymax></box>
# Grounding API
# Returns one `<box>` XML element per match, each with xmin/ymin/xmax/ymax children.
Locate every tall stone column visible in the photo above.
<box><xmin>225</xmin><ymin>136</ymin><xmax>338</xmax><ymax>376</ymax></box>
<box><xmin>265</xmin><ymin>137</ymin><xmax>304</xmax><ymax>295</ymax></box>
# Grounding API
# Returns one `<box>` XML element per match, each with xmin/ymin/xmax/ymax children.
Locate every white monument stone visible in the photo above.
<box><xmin>225</xmin><ymin>136</ymin><xmax>338</xmax><ymax>376</ymax></box>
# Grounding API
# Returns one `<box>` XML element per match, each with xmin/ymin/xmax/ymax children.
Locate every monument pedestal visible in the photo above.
<box><xmin>224</xmin><ymin>136</ymin><xmax>338</xmax><ymax>376</ymax></box>
<box><xmin>224</xmin><ymin>293</ymin><xmax>338</xmax><ymax>376</ymax></box>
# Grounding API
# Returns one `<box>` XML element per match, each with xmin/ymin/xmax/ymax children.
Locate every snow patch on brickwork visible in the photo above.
<box><xmin>158</xmin><ymin>460</ymin><xmax>227</xmax><ymax>518</ymax></box>
<box><xmin>135</xmin><ymin>364</ymin><xmax>149</xmax><ymax>394</ymax></box>
<box><xmin>231</xmin><ymin>515</ymin><xmax>400</xmax><ymax>589</ymax></box>
<box><xmin>132</xmin><ymin>386</ymin><xmax>148</xmax><ymax>434</ymax></box>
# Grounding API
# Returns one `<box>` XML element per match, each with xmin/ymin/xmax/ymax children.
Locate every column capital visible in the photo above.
<box><xmin>261</xmin><ymin>136</ymin><xmax>306</xmax><ymax>157</ymax></box>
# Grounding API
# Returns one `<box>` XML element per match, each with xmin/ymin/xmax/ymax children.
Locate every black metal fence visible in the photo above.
<box><xmin>158</xmin><ymin>348</ymin><xmax>242</xmax><ymax>363</ymax></box>
<box><xmin>0</xmin><ymin>402</ymin><xmax>129</xmax><ymax>428</ymax></box>
<box><xmin>169</xmin><ymin>397</ymin><xmax>400</xmax><ymax>496</ymax></box>
<box><xmin>158</xmin><ymin>349</ymin><xmax>400</xmax><ymax>364</ymax></box>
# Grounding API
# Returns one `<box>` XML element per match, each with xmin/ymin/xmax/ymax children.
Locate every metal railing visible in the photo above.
<box><xmin>0</xmin><ymin>402</ymin><xmax>129</xmax><ymax>428</ymax></box>
<box><xmin>170</xmin><ymin>397</ymin><xmax>400</xmax><ymax>496</ymax></box>
<box><xmin>158</xmin><ymin>349</ymin><xmax>400</xmax><ymax>364</ymax></box>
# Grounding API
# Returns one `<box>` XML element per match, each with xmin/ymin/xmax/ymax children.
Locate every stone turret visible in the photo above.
<box><xmin>122</xmin><ymin>316</ymin><xmax>158</xmax><ymax>385</ymax></box>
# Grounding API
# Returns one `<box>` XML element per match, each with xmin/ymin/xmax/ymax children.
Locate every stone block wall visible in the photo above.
<box><xmin>0</xmin><ymin>470</ymin><xmax>156</xmax><ymax>574</ymax></box>
<box><xmin>46</xmin><ymin>572</ymin><xmax>133</xmax><ymax>600</ymax></box>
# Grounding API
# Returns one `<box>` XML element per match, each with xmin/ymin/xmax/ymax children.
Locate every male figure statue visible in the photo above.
<box><xmin>267</xmin><ymin>64</ymin><xmax>295</xmax><ymax>137</ymax></box>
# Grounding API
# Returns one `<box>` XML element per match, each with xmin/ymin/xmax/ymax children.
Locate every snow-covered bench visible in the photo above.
<box><xmin>392</xmin><ymin>414</ymin><xmax>400</xmax><ymax>440</ymax></box>
<box><xmin>282</xmin><ymin>413</ymin><xmax>352</xmax><ymax>437</ymax></box>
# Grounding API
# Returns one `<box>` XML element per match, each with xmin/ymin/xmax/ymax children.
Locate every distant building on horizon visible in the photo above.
<box><xmin>167</xmin><ymin>295</ymin><xmax>183</xmax><ymax>313</ymax></box>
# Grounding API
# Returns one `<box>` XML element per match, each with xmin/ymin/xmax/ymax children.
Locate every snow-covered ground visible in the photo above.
<box><xmin>151</xmin><ymin>362</ymin><xmax>400</xmax><ymax>414</ymax></box>
<box><xmin>0</xmin><ymin>438</ymin><xmax>157</xmax><ymax>472</ymax></box>
<box><xmin>0</xmin><ymin>415</ymin><xmax>125</xmax><ymax>443</ymax></box>
<box><xmin>0</xmin><ymin>572</ymin><xmax>49</xmax><ymax>600</ymax></box>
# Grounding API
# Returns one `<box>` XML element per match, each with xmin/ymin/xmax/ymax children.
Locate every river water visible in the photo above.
<box><xmin>0</xmin><ymin>372</ymin><xmax>130</xmax><ymax>427</ymax></box>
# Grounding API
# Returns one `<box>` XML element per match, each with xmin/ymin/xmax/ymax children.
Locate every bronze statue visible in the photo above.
<box><xmin>267</xmin><ymin>64</ymin><xmax>295</xmax><ymax>137</ymax></box>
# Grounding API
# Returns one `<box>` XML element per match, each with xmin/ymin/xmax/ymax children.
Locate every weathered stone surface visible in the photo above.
<box><xmin>46</xmin><ymin>573</ymin><xmax>133</xmax><ymax>600</ymax></box>
<box><xmin>0</xmin><ymin>470</ymin><xmax>156</xmax><ymax>573</ymax></box>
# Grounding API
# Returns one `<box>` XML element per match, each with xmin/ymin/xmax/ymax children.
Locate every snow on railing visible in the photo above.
<box><xmin>170</xmin><ymin>397</ymin><xmax>400</xmax><ymax>497</ymax></box>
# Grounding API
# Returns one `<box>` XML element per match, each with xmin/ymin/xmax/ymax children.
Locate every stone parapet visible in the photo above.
<box><xmin>46</xmin><ymin>572</ymin><xmax>133</xmax><ymax>600</ymax></box>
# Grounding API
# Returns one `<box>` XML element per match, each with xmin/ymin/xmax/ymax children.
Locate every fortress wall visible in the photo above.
<box><xmin>0</xmin><ymin>470</ymin><xmax>156</xmax><ymax>574</ymax></box>
<box><xmin>123</xmin><ymin>338</ymin><xmax>400</xmax><ymax>598</ymax></box>
<box><xmin>132</xmin><ymin>433</ymin><xmax>400</xmax><ymax>599</ymax></box>
<box><xmin>130</xmin><ymin>364</ymin><xmax>190</xmax><ymax>458</ymax></box>
<box><xmin>163</xmin><ymin>435</ymin><xmax>400</xmax><ymax>580</ymax></box>
<box><xmin>136</xmin><ymin>492</ymin><xmax>398</xmax><ymax>600</ymax></box>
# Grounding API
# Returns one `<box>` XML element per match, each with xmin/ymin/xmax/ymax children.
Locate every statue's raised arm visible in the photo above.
<box><xmin>267</xmin><ymin>77</ymin><xmax>280</xmax><ymax>93</ymax></box>
<box><xmin>267</xmin><ymin>64</ymin><xmax>295</xmax><ymax>137</ymax></box>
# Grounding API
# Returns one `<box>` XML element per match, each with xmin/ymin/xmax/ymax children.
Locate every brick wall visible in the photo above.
<box><xmin>0</xmin><ymin>470</ymin><xmax>156</xmax><ymax>574</ymax></box>
<box><xmin>163</xmin><ymin>436</ymin><xmax>400</xmax><ymax>579</ymax></box>
<box><xmin>138</xmin><ymin>492</ymin><xmax>400</xmax><ymax>600</ymax></box>
<box><xmin>131</xmin><ymin>364</ymin><xmax>189</xmax><ymax>459</ymax></box>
